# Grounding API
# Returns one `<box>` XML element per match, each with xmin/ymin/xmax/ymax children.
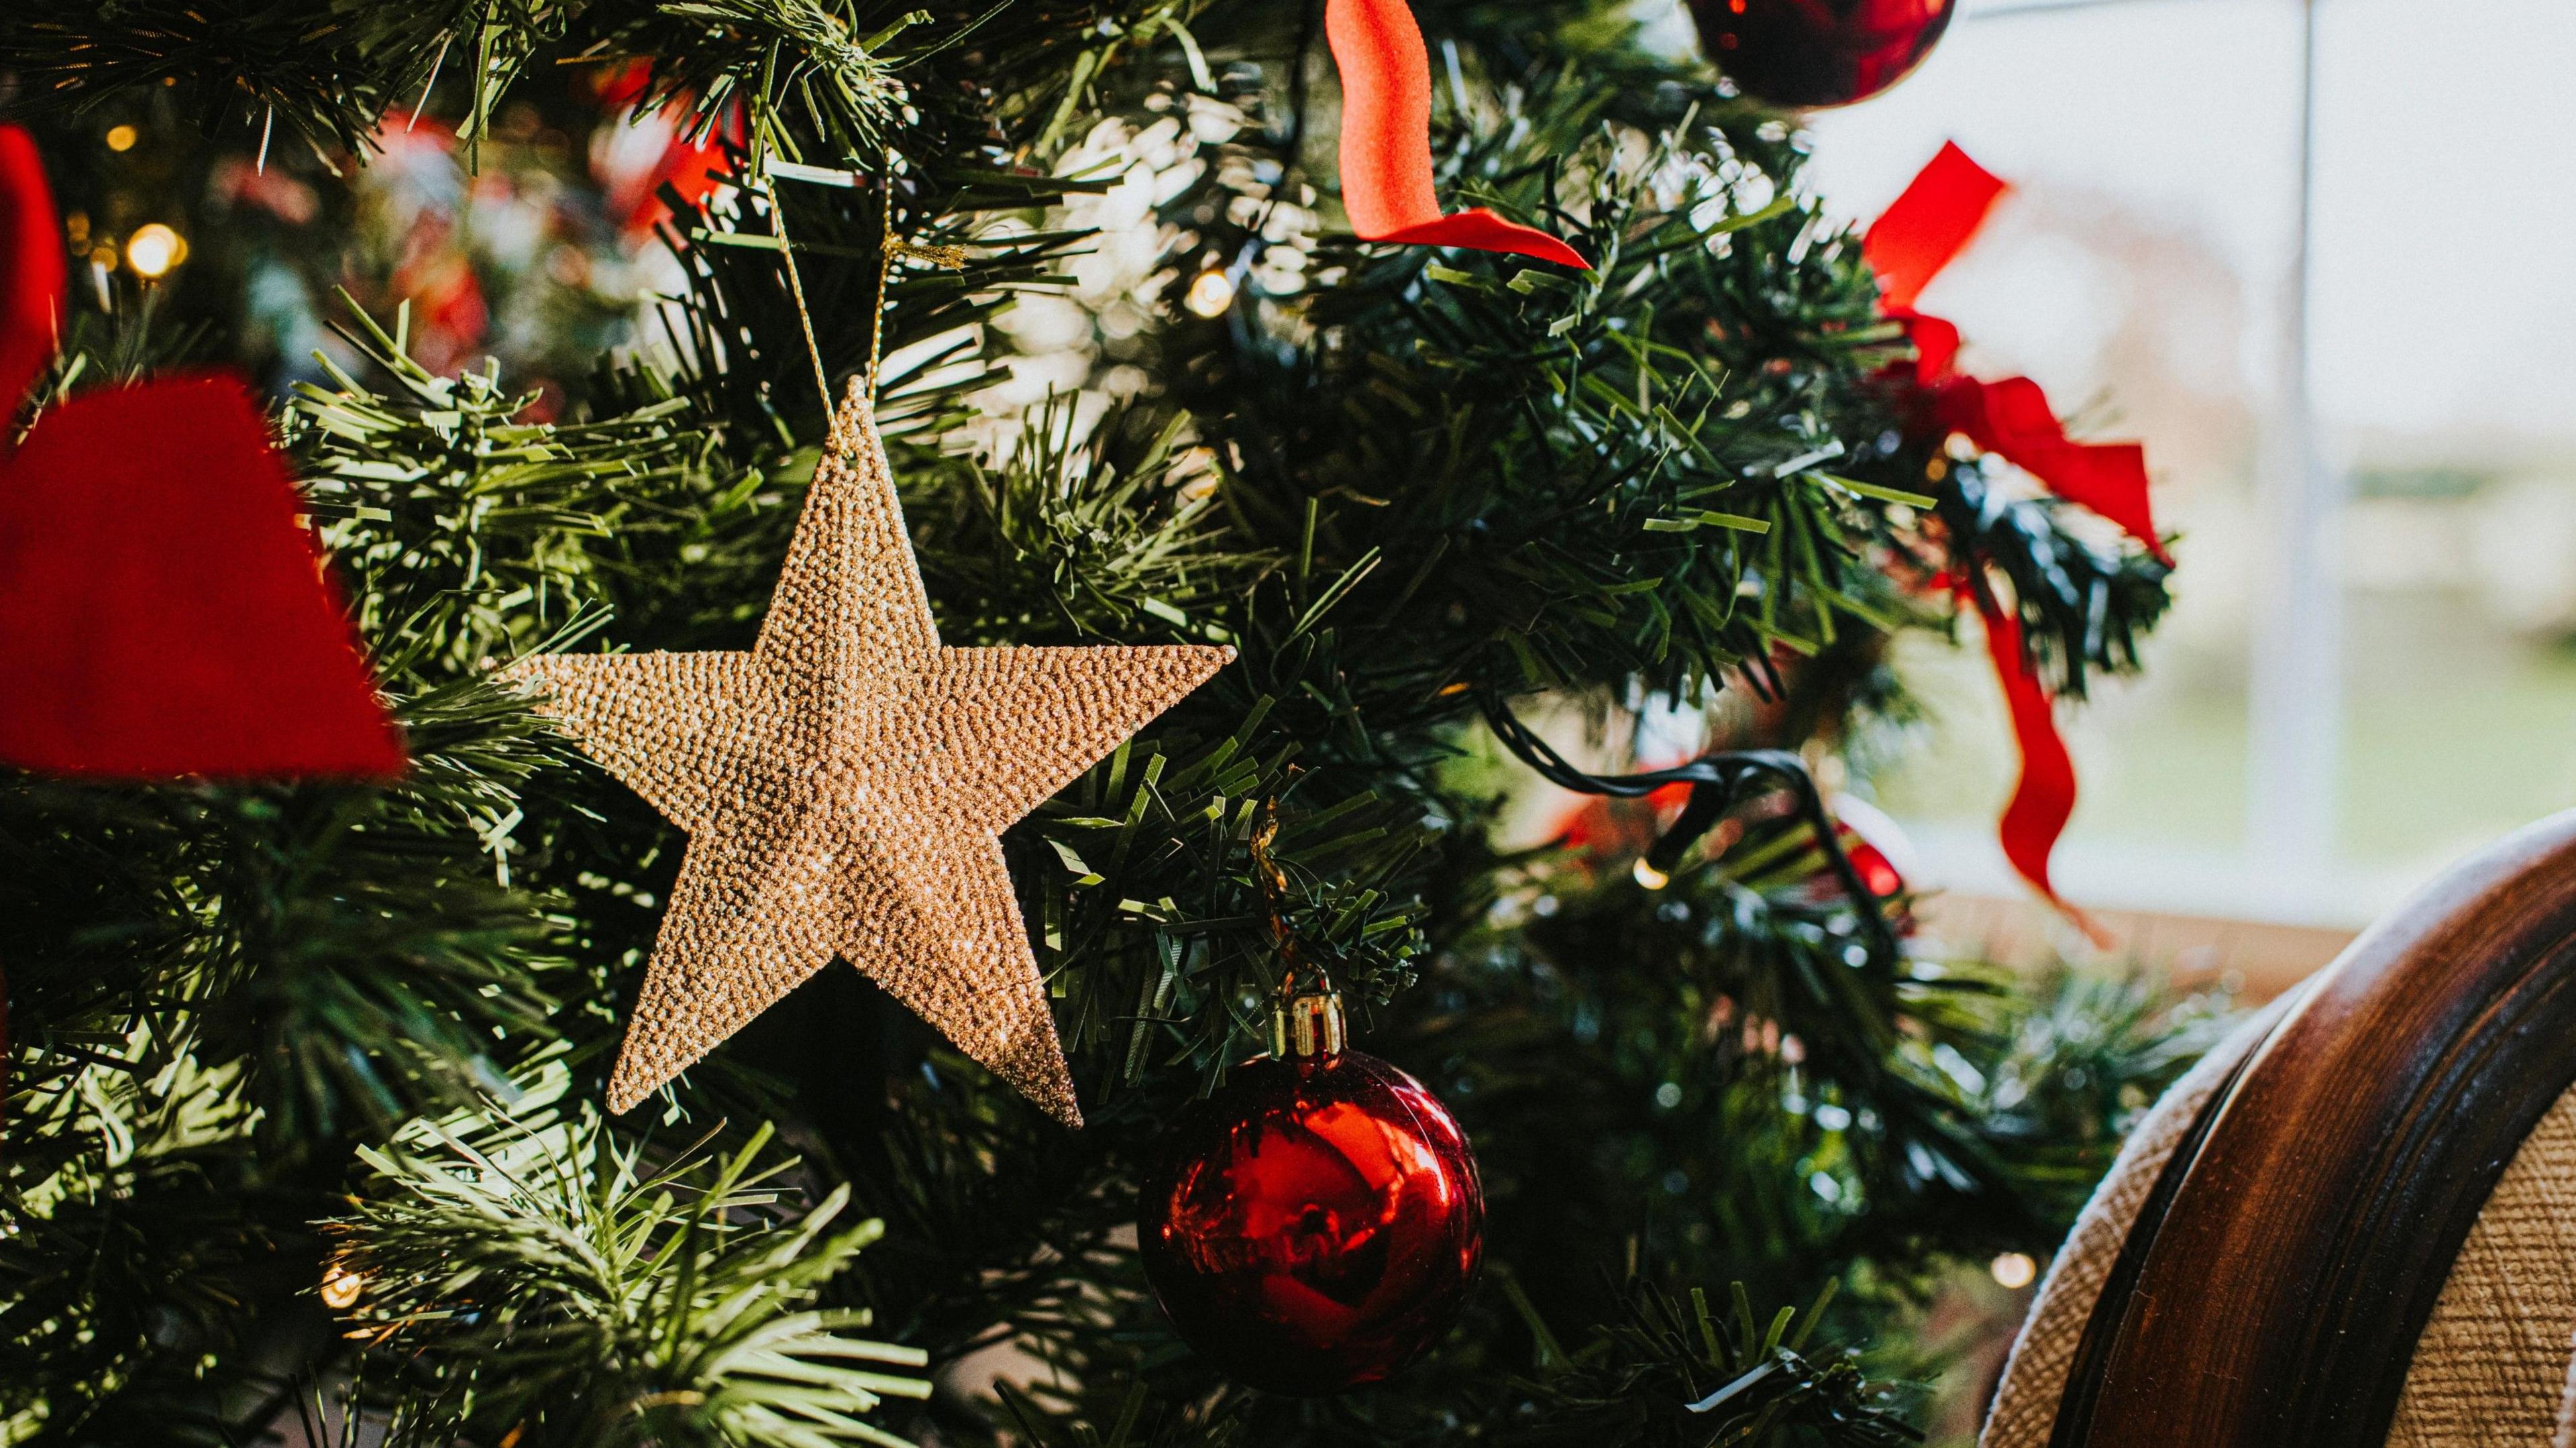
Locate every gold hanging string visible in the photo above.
<box><xmin>1248</xmin><ymin>795</ymin><xmax>1328</xmax><ymax>999</ymax></box>
<box><xmin>1250</xmin><ymin>794</ymin><xmax>1347</xmax><ymax>1058</ymax></box>
<box><xmin>761</xmin><ymin>174</ymin><xmax>837</xmax><ymax>423</ymax></box>
<box><xmin>761</xmin><ymin>139</ymin><xmax>969</xmax><ymax>408</ymax></box>
<box><xmin>866</xmin><ymin>233</ymin><xmax>969</xmax><ymax>400</ymax></box>
<box><xmin>1248</xmin><ymin>797</ymin><xmax>1293</xmax><ymax>939</ymax></box>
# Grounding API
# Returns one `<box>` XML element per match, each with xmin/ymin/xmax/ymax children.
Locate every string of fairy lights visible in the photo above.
<box><xmin>64</xmin><ymin>112</ymin><xmax>189</xmax><ymax>302</ymax></box>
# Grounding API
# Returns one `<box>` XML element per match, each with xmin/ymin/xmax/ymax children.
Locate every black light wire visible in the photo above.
<box><xmin>1479</xmin><ymin>691</ymin><xmax>1906</xmax><ymax>975</ymax></box>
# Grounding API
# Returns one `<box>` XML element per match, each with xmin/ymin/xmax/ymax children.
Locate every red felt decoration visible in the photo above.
<box><xmin>0</xmin><ymin>123</ymin><xmax>402</xmax><ymax>781</ymax></box>
<box><xmin>1138</xmin><ymin>1044</ymin><xmax>1484</xmax><ymax>1394</ymax></box>
<box><xmin>0</xmin><ymin>126</ymin><xmax>64</xmax><ymax>415</ymax></box>
<box><xmin>0</xmin><ymin>127</ymin><xmax>28</xmax><ymax>1139</ymax></box>
<box><xmin>0</xmin><ymin>376</ymin><xmax>408</xmax><ymax>779</ymax></box>
<box><xmin>1689</xmin><ymin>0</ymin><xmax>1955</xmax><ymax>110</ymax></box>
<box><xmin>1324</xmin><ymin>0</ymin><xmax>1589</xmax><ymax>269</ymax></box>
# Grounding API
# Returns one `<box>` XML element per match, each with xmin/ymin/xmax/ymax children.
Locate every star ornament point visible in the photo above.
<box><xmin>511</xmin><ymin>385</ymin><xmax>1230</xmax><ymax>1127</ymax></box>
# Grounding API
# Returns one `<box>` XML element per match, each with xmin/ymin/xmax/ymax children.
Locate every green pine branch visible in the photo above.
<box><xmin>329</xmin><ymin>1081</ymin><xmax>931</xmax><ymax>1447</ymax></box>
<box><xmin>1497</xmin><ymin>1278</ymin><xmax>1921</xmax><ymax>1448</ymax></box>
<box><xmin>0</xmin><ymin>1030</ymin><xmax>266</xmax><ymax>1443</ymax></box>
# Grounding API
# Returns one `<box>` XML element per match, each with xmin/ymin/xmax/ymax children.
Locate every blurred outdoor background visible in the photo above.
<box><xmin>1766</xmin><ymin>0</ymin><xmax>2576</xmax><ymax>947</ymax></box>
<box><xmin>1752</xmin><ymin>0</ymin><xmax>2576</xmax><ymax>1433</ymax></box>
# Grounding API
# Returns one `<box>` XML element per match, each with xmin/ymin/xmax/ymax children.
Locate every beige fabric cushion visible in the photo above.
<box><xmin>2385</xmin><ymin>1081</ymin><xmax>2576</xmax><ymax>1447</ymax></box>
<box><xmin>1979</xmin><ymin>999</ymin><xmax>2288</xmax><ymax>1448</ymax></box>
<box><xmin>1981</xmin><ymin>999</ymin><xmax>2576</xmax><ymax>1448</ymax></box>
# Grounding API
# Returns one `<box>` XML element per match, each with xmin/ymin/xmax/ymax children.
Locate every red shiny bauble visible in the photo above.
<box><xmin>1137</xmin><ymin>1049</ymin><xmax>1484</xmax><ymax>1395</ymax></box>
<box><xmin>1689</xmin><ymin>0</ymin><xmax>1955</xmax><ymax>109</ymax></box>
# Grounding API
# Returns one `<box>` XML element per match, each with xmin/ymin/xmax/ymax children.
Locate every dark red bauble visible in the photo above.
<box><xmin>1689</xmin><ymin>0</ymin><xmax>1955</xmax><ymax>109</ymax></box>
<box><xmin>1138</xmin><ymin>1050</ymin><xmax>1484</xmax><ymax>1395</ymax></box>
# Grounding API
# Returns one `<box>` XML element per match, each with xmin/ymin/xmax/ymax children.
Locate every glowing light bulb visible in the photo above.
<box><xmin>125</xmin><ymin>223</ymin><xmax>185</xmax><ymax>279</ymax></box>
<box><xmin>1631</xmin><ymin>858</ymin><xmax>1670</xmax><ymax>891</ymax></box>
<box><xmin>319</xmin><ymin>1264</ymin><xmax>366</xmax><ymax>1310</ymax></box>
<box><xmin>1990</xmin><ymin>1251</ymin><xmax>2037</xmax><ymax>1290</ymax></box>
<box><xmin>1183</xmin><ymin>268</ymin><xmax>1236</xmax><ymax>318</ymax></box>
<box><xmin>105</xmin><ymin>125</ymin><xmax>139</xmax><ymax>153</ymax></box>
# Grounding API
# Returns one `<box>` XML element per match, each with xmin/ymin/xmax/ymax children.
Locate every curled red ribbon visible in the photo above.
<box><xmin>1325</xmin><ymin>0</ymin><xmax>1590</xmax><ymax>269</ymax></box>
<box><xmin>1864</xmin><ymin>143</ymin><xmax>2168</xmax><ymax>565</ymax></box>
<box><xmin>1963</xmin><ymin>583</ymin><xmax>2102</xmax><ymax>938</ymax></box>
<box><xmin>1868</xmin><ymin>143</ymin><xmax>2161</xmax><ymax>927</ymax></box>
<box><xmin>1865</xmin><ymin>142</ymin><xmax>2003</xmax><ymax>315</ymax></box>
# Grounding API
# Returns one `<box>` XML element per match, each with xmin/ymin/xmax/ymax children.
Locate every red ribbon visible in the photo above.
<box><xmin>0</xmin><ymin>125</ymin><xmax>405</xmax><ymax>781</ymax></box>
<box><xmin>1961</xmin><ymin>583</ymin><xmax>2099</xmax><ymax>934</ymax></box>
<box><xmin>1325</xmin><ymin>0</ymin><xmax>1590</xmax><ymax>269</ymax></box>
<box><xmin>1865</xmin><ymin>142</ymin><xmax>2004</xmax><ymax>315</ymax></box>
<box><xmin>1867</xmin><ymin>143</ymin><xmax>2163</xmax><ymax>926</ymax></box>
<box><xmin>1864</xmin><ymin>143</ymin><xmax>2168</xmax><ymax>565</ymax></box>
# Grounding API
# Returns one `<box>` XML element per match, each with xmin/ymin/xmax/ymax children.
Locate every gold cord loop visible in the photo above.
<box><xmin>1250</xmin><ymin>794</ymin><xmax>1346</xmax><ymax>1060</ymax></box>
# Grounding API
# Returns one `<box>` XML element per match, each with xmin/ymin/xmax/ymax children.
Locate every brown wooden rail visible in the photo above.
<box><xmin>2047</xmin><ymin>811</ymin><xmax>2576</xmax><ymax>1447</ymax></box>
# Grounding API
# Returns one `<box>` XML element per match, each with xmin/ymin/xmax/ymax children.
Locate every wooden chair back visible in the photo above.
<box><xmin>2029</xmin><ymin>812</ymin><xmax>2576</xmax><ymax>1446</ymax></box>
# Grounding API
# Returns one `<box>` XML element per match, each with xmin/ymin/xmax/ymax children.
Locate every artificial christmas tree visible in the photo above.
<box><xmin>0</xmin><ymin>3</ymin><xmax>2204</xmax><ymax>1444</ymax></box>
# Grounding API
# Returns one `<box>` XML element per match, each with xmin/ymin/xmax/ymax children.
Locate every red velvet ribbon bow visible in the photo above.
<box><xmin>1868</xmin><ymin>144</ymin><xmax>2169</xmax><ymax>567</ymax></box>
<box><xmin>1325</xmin><ymin>0</ymin><xmax>1590</xmax><ymax>269</ymax></box>
<box><xmin>0</xmin><ymin>125</ymin><xmax>405</xmax><ymax>781</ymax></box>
<box><xmin>1864</xmin><ymin>143</ymin><xmax>2167</xmax><ymax>924</ymax></box>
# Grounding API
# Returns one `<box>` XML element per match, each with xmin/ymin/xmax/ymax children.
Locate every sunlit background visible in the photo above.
<box><xmin>1703</xmin><ymin>4</ymin><xmax>2576</xmax><ymax>1429</ymax></box>
<box><xmin>1680</xmin><ymin>0</ymin><xmax>2576</xmax><ymax>933</ymax></box>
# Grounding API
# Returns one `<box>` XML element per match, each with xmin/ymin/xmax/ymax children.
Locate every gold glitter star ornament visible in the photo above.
<box><xmin>509</xmin><ymin>382</ymin><xmax>1230</xmax><ymax>1127</ymax></box>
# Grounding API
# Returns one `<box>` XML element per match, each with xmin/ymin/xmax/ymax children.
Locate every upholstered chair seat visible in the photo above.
<box><xmin>1984</xmin><ymin>814</ymin><xmax>2576</xmax><ymax>1448</ymax></box>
